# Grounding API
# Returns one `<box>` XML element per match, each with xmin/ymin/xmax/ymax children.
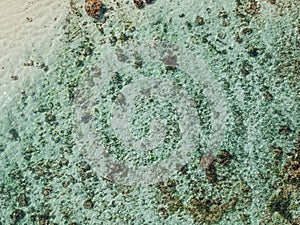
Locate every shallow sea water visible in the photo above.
<box><xmin>0</xmin><ymin>0</ymin><xmax>299</xmax><ymax>224</ymax></box>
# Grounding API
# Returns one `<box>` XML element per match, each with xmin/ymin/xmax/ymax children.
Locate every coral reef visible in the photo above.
<box><xmin>85</xmin><ymin>0</ymin><xmax>102</xmax><ymax>18</ymax></box>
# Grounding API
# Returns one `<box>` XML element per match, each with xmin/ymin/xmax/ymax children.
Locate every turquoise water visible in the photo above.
<box><xmin>0</xmin><ymin>0</ymin><xmax>299</xmax><ymax>224</ymax></box>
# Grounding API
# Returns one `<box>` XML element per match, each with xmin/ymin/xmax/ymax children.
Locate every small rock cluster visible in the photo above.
<box><xmin>85</xmin><ymin>0</ymin><xmax>102</xmax><ymax>18</ymax></box>
<box><xmin>134</xmin><ymin>0</ymin><xmax>155</xmax><ymax>9</ymax></box>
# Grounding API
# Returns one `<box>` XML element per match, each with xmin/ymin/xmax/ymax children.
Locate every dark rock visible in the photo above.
<box><xmin>11</xmin><ymin>209</ymin><xmax>25</xmax><ymax>221</ymax></box>
<box><xmin>195</xmin><ymin>16</ymin><xmax>205</xmax><ymax>25</ymax></box>
<box><xmin>145</xmin><ymin>0</ymin><xmax>155</xmax><ymax>4</ymax></box>
<box><xmin>84</xmin><ymin>47</ymin><xmax>93</xmax><ymax>56</ymax></box>
<box><xmin>134</xmin><ymin>0</ymin><xmax>145</xmax><ymax>9</ymax></box>
<box><xmin>242</xmin><ymin>27</ymin><xmax>253</xmax><ymax>35</ymax></box>
<box><xmin>247</xmin><ymin>48</ymin><xmax>258</xmax><ymax>57</ymax></box>
<box><xmin>75</xmin><ymin>60</ymin><xmax>84</xmax><ymax>67</ymax></box>
<box><xmin>9</xmin><ymin>128</ymin><xmax>20</xmax><ymax>141</ymax></box>
<box><xmin>45</xmin><ymin>114</ymin><xmax>56</xmax><ymax>124</ymax></box>
<box><xmin>279</xmin><ymin>125</ymin><xmax>292</xmax><ymax>135</ymax></box>
<box><xmin>83</xmin><ymin>199</ymin><xmax>94</xmax><ymax>209</ymax></box>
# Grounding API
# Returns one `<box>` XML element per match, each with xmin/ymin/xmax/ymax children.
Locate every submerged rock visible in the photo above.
<box><xmin>85</xmin><ymin>0</ymin><xmax>102</xmax><ymax>19</ymax></box>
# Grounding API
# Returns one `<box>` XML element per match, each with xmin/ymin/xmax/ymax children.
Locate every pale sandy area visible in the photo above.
<box><xmin>0</xmin><ymin>0</ymin><xmax>69</xmax><ymax>108</ymax></box>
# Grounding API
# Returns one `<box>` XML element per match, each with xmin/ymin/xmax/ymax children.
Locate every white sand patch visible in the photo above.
<box><xmin>0</xmin><ymin>0</ymin><xmax>69</xmax><ymax>108</ymax></box>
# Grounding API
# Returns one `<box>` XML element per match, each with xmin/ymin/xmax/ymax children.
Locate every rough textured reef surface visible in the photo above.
<box><xmin>85</xmin><ymin>0</ymin><xmax>102</xmax><ymax>18</ymax></box>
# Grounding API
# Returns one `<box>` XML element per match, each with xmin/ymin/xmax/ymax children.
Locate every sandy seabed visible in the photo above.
<box><xmin>0</xmin><ymin>0</ymin><xmax>69</xmax><ymax>108</ymax></box>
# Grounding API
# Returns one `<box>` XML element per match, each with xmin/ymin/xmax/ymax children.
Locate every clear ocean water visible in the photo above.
<box><xmin>0</xmin><ymin>0</ymin><xmax>299</xmax><ymax>224</ymax></box>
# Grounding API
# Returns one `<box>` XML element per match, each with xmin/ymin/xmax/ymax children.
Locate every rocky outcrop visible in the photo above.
<box><xmin>85</xmin><ymin>0</ymin><xmax>102</xmax><ymax>18</ymax></box>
